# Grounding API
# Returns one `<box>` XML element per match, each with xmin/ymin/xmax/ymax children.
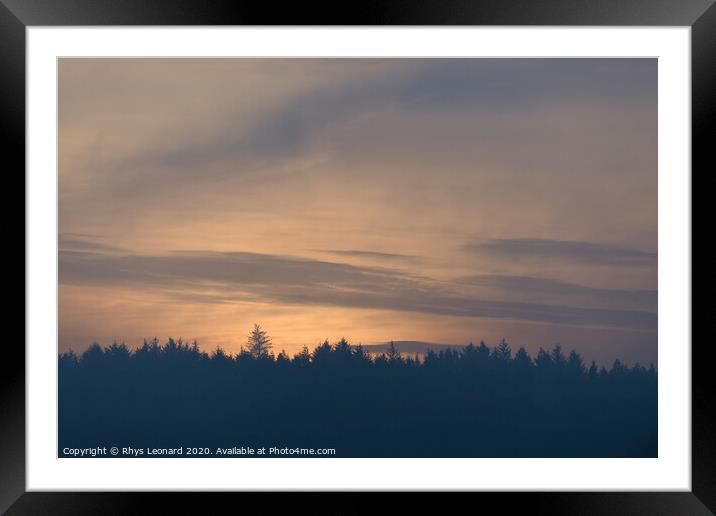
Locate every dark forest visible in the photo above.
<box><xmin>59</xmin><ymin>325</ymin><xmax>657</xmax><ymax>458</ymax></box>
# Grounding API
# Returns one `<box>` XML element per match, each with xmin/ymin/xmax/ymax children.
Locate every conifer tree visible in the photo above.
<box><xmin>246</xmin><ymin>324</ymin><xmax>273</xmax><ymax>358</ymax></box>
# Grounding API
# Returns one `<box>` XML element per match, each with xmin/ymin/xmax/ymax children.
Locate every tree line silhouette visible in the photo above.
<box><xmin>59</xmin><ymin>325</ymin><xmax>657</xmax><ymax>457</ymax></box>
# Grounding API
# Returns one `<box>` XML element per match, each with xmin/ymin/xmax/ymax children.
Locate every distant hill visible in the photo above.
<box><xmin>362</xmin><ymin>341</ymin><xmax>465</xmax><ymax>355</ymax></box>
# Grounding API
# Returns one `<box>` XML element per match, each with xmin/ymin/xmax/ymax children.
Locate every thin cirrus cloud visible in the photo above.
<box><xmin>128</xmin><ymin>60</ymin><xmax>655</xmax><ymax>167</ymax></box>
<box><xmin>466</xmin><ymin>238</ymin><xmax>657</xmax><ymax>266</ymax></box>
<box><xmin>87</xmin><ymin>59</ymin><xmax>656</xmax><ymax>200</ymax></box>
<box><xmin>459</xmin><ymin>274</ymin><xmax>657</xmax><ymax>310</ymax></box>
<box><xmin>58</xmin><ymin>241</ymin><xmax>655</xmax><ymax>332</ymax></box>
<box><xmin>59</xmin><ymin>235</ymin><xmax>126</xmax><ymax>254</ymax></box>
<box><xmin>316</xmin><ymin>249</ymin><xmax>423</xmax><ymax>263</ymax></box>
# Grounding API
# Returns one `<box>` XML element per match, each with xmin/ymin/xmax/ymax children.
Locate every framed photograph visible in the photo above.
<box><xmin>7</xmin><ymin>0</ymin><xmax>709</xmax><ymax>512</ymax></box>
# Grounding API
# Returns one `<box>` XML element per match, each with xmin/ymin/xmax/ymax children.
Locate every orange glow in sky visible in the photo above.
<box><xmin>59</xmin><ymin>58</ymin><xmax>657</xmax><ymax>365</ymax></box>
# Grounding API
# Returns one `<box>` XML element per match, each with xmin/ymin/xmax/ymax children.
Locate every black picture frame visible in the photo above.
<box><xmin>4</xmin><ymin>0</ymin><xmax>710</xmax><ymax>513</ymax></box>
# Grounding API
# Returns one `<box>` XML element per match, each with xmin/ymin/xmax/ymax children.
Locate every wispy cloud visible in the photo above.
<box><xmin>59</xmin><ymin>248</ymin><xmax>655</xmax><ymax>331</ymax></box>
<box><xmin>86</xmin><ymin>59</ymin><xmax>657</xmax><ymax>200</ymax></box>
<box><xmin>460</xmin><ymin>274</ymin><xmax>656</xmax><ymax>310</ymax></box>
<box><xmin>466</xmin><ymin>238</ymin><xmax>656</xmax><ymax>266</ymax></box>
<box><xmin>317</xmin><ymin>249</ymin><xmax>422</xmax><ymax>263</ymax></box>
<box><xmin>59</xmin><ymin>234</ymin><xmax>125</xmax><ymax>254</ymax></box>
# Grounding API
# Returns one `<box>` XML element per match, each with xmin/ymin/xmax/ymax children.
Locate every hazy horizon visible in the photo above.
<box><xmin>59</xmin><ymin>58</ymin><xmax>657</xmax><ymax>366</ymax></box>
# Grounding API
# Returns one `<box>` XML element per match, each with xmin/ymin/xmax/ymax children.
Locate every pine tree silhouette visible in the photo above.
<box><xmin>245</xmin><ymin>324</ymin><xmax>273</xmax><ymax>358</ymax></box>
<box><xmin>494</xmin><ymin>338</ymin><xmax>512</xmax><ymax>361</ymax></box>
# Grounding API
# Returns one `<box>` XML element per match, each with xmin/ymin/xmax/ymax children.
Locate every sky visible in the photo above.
<box><xmin>58</xmin><ymin>58</ymin><xmax>657</xmax><ymax>366</ymax></box>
